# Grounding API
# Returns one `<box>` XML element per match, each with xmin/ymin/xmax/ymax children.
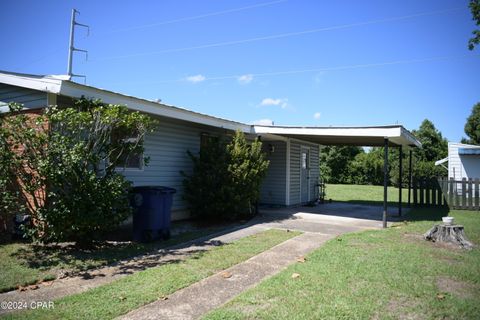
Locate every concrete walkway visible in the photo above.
<box><xmin>118</xmin><ymin>232</ymin><xmax>333</xmax><ymax>320</ymax></box>
<box><xmin>116</xmin><ymin>207</ymin><xmax>383</xmax><ymax>320</ymax></box>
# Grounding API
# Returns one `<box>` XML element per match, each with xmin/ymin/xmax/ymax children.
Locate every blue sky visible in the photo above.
<box><xmin>0</xmin><ymin>0</ymin><xmax>478</xmax><ymax>142</ymax></box>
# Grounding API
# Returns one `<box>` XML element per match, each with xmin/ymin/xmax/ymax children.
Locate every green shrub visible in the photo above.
<box><xmin>182</xmin><ymin>131</ymin><xmax>269</xmax><ymax>221</ymax></box>
<box><xmin>2</xmin><ymin>99</ymin><xmax>156</xmax><ymax>246</ymax></box>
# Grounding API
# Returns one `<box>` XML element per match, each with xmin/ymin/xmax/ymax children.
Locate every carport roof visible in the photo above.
<box><xmin>253</xmin><ymin>125</ymin><xmax>421</xmax><ymax>148</ymax></box>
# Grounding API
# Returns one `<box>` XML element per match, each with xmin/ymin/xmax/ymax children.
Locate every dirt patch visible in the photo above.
<box><xmin>371</xmin><ymin>297</ymin><xmax>421</xmax><ymax>320</ymax></box>
<box><xmin>403</xmin><ymin>233</ymin><xmax>464</xmax><ymax>252</ymax></box>
<box><xmin>386</xmin><ymin>297</ymin><xmax>422</xmax><ymax>320</ymax></box>
<box><xmin>403</xmin><ymin>233</ymin><xmax>423</xmax><ymax>241</ymax></box>
<box><xmin>436</xmin><ymin>276</ymin><xmax>477</xmax><ymax>299</ymax></box>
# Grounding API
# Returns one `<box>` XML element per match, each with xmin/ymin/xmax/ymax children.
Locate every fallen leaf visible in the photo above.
<box><xmin>291</xmin><ymin>273</ymin><xmax>300</xmax><ymax>279</ymax></box>
<box><xmin>42</xmin><ymin>281</ymin><xmax>54</xmax><ymax>286</ymax></box>
<box><xmin>18</xmin><ymin>286</ymin><xmax>27</xmax><ymax>292</ymax></box>
<box><xmin>436</xmin><ymin>293</ymin><xmax>445</xmax><ymax>300</ymax></box>
<box><xmin>28</xmin><ymin>284</ymin><xmax>39</xmax><ymax>290</ymax></box>
<box><xmin>296</xmin><ymin>256</ymin><xmax>306</xmax><ymax>263</ymax></box>
<box><xmin>159</xmin><ymin>296</ymin><xmax>168</xmax><ymax>301</ymax></box>
<box><xmin>119</xmin><ymin>296</ymin><xmax>126</xmax><ymax>301</ymax></box>
<box><xmin>221</xmin><ymin>271</ymin><xmax>232</xmax><ymax>279</ymax></box>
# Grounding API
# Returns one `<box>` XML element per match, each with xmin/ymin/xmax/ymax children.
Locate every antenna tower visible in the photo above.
<box><xmin>67</xmin><ymin>9</ymin><xmax>89</xmax><ymax>81</ymax></box>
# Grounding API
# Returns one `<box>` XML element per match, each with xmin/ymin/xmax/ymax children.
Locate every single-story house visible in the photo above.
<box><xmin>0</xmin><ymin>70</ymin><xmax>421</xmax><ymax>222</ymax></box>
<box><xmin>435</xmin><ymin>142</ymin><xmax>480</xmax><ymax>180</ymax></box>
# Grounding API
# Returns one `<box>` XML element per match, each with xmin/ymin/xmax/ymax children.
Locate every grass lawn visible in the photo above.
<box><xmin>326</xmin><ymin>183</ymin><xmax>410</xmax><ymax>206</ymax></box>
<box><xmin>203</xmin><ymin>208</ymin><xmax>480</xmax><ymax>319</ymax></box>
<box><xmin>3</xmin><ymin>229</ymin><xmax>300</xmax><ymax>320</ymax></box>
<box><xmin>0</xmin><ymin>224</ymin><xmax>231</xmax><ymax>293</ymax></box>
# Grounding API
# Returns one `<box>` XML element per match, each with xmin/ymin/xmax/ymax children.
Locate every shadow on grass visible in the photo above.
<box><xmin>7</xmin><ymin>223</ymin><xmax>235</xmax><ymax>279</ymax></box>
<box><xmin>405</xmin><ymin>206</ymin><xmax>450</xmax><ymax>222</ymax></box>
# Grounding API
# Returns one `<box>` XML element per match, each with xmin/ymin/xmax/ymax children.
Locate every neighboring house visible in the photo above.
<box><xmin>0</xmin><ymin>70</ymin><xmax>420</xmax><ymax>220</ymax></box>
<box><xmin>435</xmin><ymin>142</ymin><xmax>480</xmax><ymax>180</ymax></box>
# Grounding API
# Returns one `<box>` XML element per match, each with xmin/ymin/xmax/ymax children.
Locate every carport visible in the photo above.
<box><xmin>253</xmin><ymin>125</ymin><xmax>422</xmax><ymax>228</ymax></box>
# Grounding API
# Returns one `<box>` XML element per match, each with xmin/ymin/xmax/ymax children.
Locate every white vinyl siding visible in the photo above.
<box><xmin>448</xmin><ymin>142</ymin><xmax>480</xmax><ymax>180</ymax></box>
<box><xmin>0</xmin><ymin>83</ymin><xmax>47</xmax><ymax>110</ymax></box>
<box><xmin>119</xmin><ymin>116</ymin><xmax>226</xmax><ymax>220</ymax></box>
<box><xmin>289</xmin><ymin>142</ymin><xmax>301</xmax><ymax>205</ymax></box>
<box><xmin>260</xmin><ymin>141</ymin><xmax>286</xmax><ymax>205</ymax></box>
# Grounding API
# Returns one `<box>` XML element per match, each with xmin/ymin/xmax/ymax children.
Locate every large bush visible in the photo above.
<box><xmin>1</xmin><ymin>99</ymin><xmax>155</xmax><ymax>245</ymax></box>
<box><xmin>182</xmin><ymin>131</ymin><xmax>269</xmax><ymax>221</ymax></box>
<box><xmin>0</xmin><ymin>114</ymin><xmax>24</xmax><ymax>234</ymax></box>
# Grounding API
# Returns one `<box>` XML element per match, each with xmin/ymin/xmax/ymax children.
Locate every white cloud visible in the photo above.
<box><xmin>260</xmin><ymin>98</ymin><xmax>288</xmax><ymax>109</ymax></box>
<box><xmin>313</xmin><ymin>112</ymin><xmax>321</xmax><ymax>120</ymax></box>
<box><xmin>252</xmin><ymin>119</ymin><xmax>274</xmax><ymax>126</ymax></box>
<box><xmin>185</xmin><ymin>74</ymin><xmax>206</xmax><ymax>83</ymax></box>
<box><xmin>313</xmin><ymin>72</ymin><xmax>326</xmax><ymax>85</ymax></box>
<box><xmin>238</xmin><ymin>74</ymin><xmax>253</xmax><ymax>84</ymax></box>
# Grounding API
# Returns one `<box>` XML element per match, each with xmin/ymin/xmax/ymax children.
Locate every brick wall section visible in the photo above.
<box><xmin>2</xmin><ymin>109</ymin><xmax>48</xmax><ymax>227</ymax></box>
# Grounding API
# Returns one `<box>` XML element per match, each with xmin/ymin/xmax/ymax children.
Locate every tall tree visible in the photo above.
<box><xmin>469</xmin><ymin>0</ymin><xmax>480</xmax><ymax>50</ymax></box>
<box><xmin>411</xmin><ymin>119</ymin><xmax>448</xmax><ymax>179</ymax></box>
<box><xmin>412</xmin><ymin>119</ymin><xmax>448</xmax><ymax>162</ymax></box>
<box><xmin>319</xmin><ymin>146</ymin><xmax>363</xmax><ymax>183</ymax></box>
<box><xmin>462</xmin><ymin>102</ymin><xmax>480</xmax><ymax>145</ymax></box>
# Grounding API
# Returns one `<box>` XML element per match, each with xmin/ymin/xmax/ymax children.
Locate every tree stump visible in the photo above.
<box><xmin>424</xmin><ymin>224</ymin><xmax>474</xmax><ymax>250</ymax></box>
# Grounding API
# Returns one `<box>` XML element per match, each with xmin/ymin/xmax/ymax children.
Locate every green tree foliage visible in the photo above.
<box><xmin>1</xmin><ymin>99</ymin><xmax>155</xmax><ymax>245</ymax></box>
<box><xmin>462</xmin><ymin>102</ymin><xmax>480</xmax><ymax>145</ymax></box>
<box><xmin>469</xmin><ymin>0</ymin><xmax>480</xmax><ymax>50</ymax></box>
<box><xmin>347</xmin><ymin>148</ymin><xmax>385</xmax><ymax>185</ymax></box>
<box><xmin>183</xmin><ymin>131</ymin><xmax>269</xmax><ymax>221</ymax></box>
<box><xmin>0</xmin><ymin>111</ymin><xmax>24</xmax><ymax>234</ymax></box>
<box><xmin>320</xmin><ymin>119</ymin><xmax>448</xmax><ymax>186</ymax></box>
<box><xmin>319</xmin><ymin>146</ymin><xmax>363</xmax><ymax>183</ymax></box>
<box><xmin>412</xmin><ymin>119</ymin><xmax>448</xmax><ymax>162</ymax></box>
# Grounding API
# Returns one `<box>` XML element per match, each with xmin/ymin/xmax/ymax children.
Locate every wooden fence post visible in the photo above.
<box><xmin>428</xmin><ymin>178</ymin><xmax>438</xmax><ymax>207</ymax></box>
<box><xmin>468</xmin><ymin>178</ymin><xmax>473</xmax><ymax>210</ymax></box>
<box><xmin>448</xmin><ymin>178</ymin><xmax>454</xmax><ymax>209</ymax></box>
<box><xmin>419</xmin><ymin>178</ymin><xmax>424</xmax><ymax>206</ymax></box>
<box><xmin>413</xmin><ymin>177</ymin><xmax>418</xmax><ymax>206</ymax></box>
<box><xmin>462</xmin><ymin>178</ymin><xmax>467</xmax><ymax>210</ymax></box>
<box><xmin>475</xmin><ymin>178</ymin><xmax>479</xmax><ymax>211</ymax></box>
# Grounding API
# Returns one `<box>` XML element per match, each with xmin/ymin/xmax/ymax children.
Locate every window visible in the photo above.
<box><xmin>200</xmin><ymin>133</ymin><xmax>218</xmax><ymax>150</ymax></box>
<box><xmin>111</xmin><ymin>130</ymin><xmax>143</xmax><ymax>170</ymax></box>
<box><xmin>302</xmin><ymin>152</ymin><xmax>309</xmax><ymax>169</ymax></box>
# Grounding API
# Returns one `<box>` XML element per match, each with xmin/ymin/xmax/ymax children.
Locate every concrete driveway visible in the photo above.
<box><xmin>255</xmin><ymin>201</ymin><xmax>407</xmax><ymax>233</ymax></box>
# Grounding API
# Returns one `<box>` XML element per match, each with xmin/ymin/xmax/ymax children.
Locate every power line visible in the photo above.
<box><xmin>94</xmin><ymin>6</ymin><xmax>463</xmax><ymax>61</ymax></box>
<box><xmin>16</xmin><ymin>0</ymin><xmax>288</xmax><ymax>71</ymax></box>
<box><xmin>96</xmin><ymin>0</ymin><xmax>288</xmax><ymax>36</ymax></box>
<box><xmin>106</xmin><ymin>54</ymin><xmax>478</xmax><ymax>85</ymax></box>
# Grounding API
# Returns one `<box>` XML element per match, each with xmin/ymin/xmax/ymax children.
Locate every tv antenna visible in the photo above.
<box><xmin>67</xmin><ymin>9</ymin><xmax>89</xmax><ymax>81</ymax></box>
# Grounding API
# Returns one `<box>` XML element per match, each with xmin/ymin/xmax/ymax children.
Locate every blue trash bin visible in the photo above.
<box><xmin>130</xmin><ymin>186</ymin><xmax>176</xmax><ymax>242</ymax></box>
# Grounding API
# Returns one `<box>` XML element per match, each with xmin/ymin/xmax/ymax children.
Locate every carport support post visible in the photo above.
<box><xmin>383</xmin><ymin>138</ymin><xmax>389</xmax><ymax>228</ymax></box>
<box><xmin>408</xmin><ymin>149</ymin><xmax>412</xmax><ymax>207</ymax></box>
<box><xmin>398</xmin><ymin>146</ymin><xmax>402</xmax><ymax>217</ymax></box>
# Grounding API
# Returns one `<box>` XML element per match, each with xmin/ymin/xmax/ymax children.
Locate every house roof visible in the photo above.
<box><xmin>0</xmin><ymin>70</ymin><xmax>421</xmax><ymax>148</ymax></box>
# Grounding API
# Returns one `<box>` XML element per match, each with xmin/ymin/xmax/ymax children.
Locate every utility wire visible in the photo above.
<box><xmin>94</xmin><ymin>6</ymin><xmax>463</xmax><ymax>61</ymax></box>
<box><xmin>96</xmin><ymin>0</ymin><xmax>288</xmax><ymax>36</ymax></box>
<box><xmin>15</xmin><ymin>0</ymin><xmax>287</xmax><ymax>71</ymax></box>
<box><xmin>106</xmin><ymin>54</ymin><xmax>478</xmax><ymax>85</ymax></box>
